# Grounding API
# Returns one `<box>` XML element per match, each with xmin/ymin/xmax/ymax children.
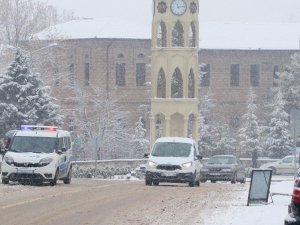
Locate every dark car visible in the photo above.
<box><xmin>1</xmin><ymin>130</ymin><xmax>17</xmax><ymax>151</ymax></box>
<box><xmin>285</xmin><ymin>174</ymin><xmax>300</xmax><ymax>225</ymax></box>
<box><xmin>200</xmin><ymin>155</ymin><xmax>246</xmax><ymax>184</ymax></box>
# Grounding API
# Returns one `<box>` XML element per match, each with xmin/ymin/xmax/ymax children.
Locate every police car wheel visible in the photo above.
<box><xmin>50</xmin><ymin>170</ymin><xmax>58</xmax><ymax>186</ymax></box>
<box><xmin>63</xmin><ymin>167</ymin><xmax>72</xmax><ymax>184</ymax></box>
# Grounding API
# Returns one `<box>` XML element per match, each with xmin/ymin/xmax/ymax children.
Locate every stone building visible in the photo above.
<box><xmin>16</xmin><ymin>18</ymin><xmax>300</xmax><ymax>151</ymax></box>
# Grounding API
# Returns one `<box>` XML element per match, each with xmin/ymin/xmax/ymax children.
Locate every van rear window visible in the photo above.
<box><xmin>10</xmin><ymin>136</ymin><xmax>57</xmax><ymax>153</ymax></box>
<box><xmin>151</xmin><ymin>142</ymin><xmax>192</xmax><ymax>157</ymax></box>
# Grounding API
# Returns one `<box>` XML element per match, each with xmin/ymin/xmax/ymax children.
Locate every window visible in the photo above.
<box><xmin>201</xmin><ymin>64</ymin><xmax>210</xmax><ymax>87</ymax></box>
<box><xmin>189</xmin><ymin>22</ymin><xmax>196</xmax><ymax>47</ymax></box>
<box><xmin>84</xmin><ymin>63</ymin><xmax>90</xmax><ymax>86</ymax></box>
<box><xmin>172</xmin><ymin>21</ymin><xmax>184</xmax><ymax>47</ymax></box>
<box><xmin>157</xmin><ymin>21</ymin><xmax>167</xmax><ymax>47</ymax></box>
<box><xmin>54</xmin><ymin>67</ymin><xmax>60</xmax><ymax>86</ymax></box>
<box><xmin>250</xmin><ymin>64</ymin><xmax>260</xmax><ymax>87</ymax></box>
<box><xmin>171</xmin><ymin>68</ymin><xmax>183</xmax><ymax>98</ymax></box>
<box><xmin>230</xmin><ymin>64</ymin><xmax>240</xmax><ymax>86</ymax></box>
<box><xmin>69</xmin><ymin>64</ymin><xmax>75</xmax><ymax>86</ymax></box>
<box><xmin>188</xmin><ymin>69</ymin><xmax>195</xmax><ymax>98</ymax></box>
<box><xmin>116</xmin><ymin>63</ymin><xmax>126</xmax><ymax>86</ymax></box>
<box><xmin>136</xmin><ymin>63</ymin><xmax>146</xmax><ymax>86</ymax></box>
<box><xmin>273</xmin><ymin>65</ymin><xmax>279</xmax><ymax>87</ymax></box>
<box><xmin>157</xmin><ymin>68</ymin><xmax>166</xmax><ymax>98</ymax></box>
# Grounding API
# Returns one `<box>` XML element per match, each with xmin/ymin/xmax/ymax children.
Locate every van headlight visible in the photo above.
<box><xmin>148</xmin><ymin>161</ymin><xmax>157</xmax><ymax>167</ymax></box>
<box><xmin>182</xmin><ymin>162</ymin><xmax>193</xmax><ymax>168</ymax></box>
<box><xmin>4</xmin><ymin>156</ymin><xmax>14</xmax><ymax>165</ymax></box>
<box><xmin>39</xmin><ymin>157</ymin><xmax>53</xmax><ymax>167</ymax></box>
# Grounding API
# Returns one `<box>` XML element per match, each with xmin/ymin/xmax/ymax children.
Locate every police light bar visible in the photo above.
<box><xmin>21</xmin><ymin>125</ymin><xmax>58</xmax><ymax>131</ymax></box>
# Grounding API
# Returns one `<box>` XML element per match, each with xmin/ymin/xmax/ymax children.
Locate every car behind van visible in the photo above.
<box><xmin>144</xmin><ymin>137</ymin><xmax>202</xmax><ymax>187</ymax></box>
<box><xmin>260</xmin><ymin>155</ymin><xmax>299</xmax><ymax>175</ymax></box>
<box><xmin>1</xmin><ymin>125</ymin><xmax>73</xmax><ymax>186</ymax></box>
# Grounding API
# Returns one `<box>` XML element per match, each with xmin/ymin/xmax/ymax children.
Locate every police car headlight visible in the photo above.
<box><xmin>4</xmin><ymin>156</ymin><xmax>14</xmax><ymax>165</ymax></box>
<box><xmin>39</xmin><ymin>157</ymin><xmax>53</xmax><ymax>167</ymax></box>
<box><xmin>182</xmin><ymin>162</ymin><xmax>193</xmax><ymax>168</ymax></box>
<box><xmin>148</xmin><ymin>161</ymin><xmax>157</xmax><ymax>167</ymax></box>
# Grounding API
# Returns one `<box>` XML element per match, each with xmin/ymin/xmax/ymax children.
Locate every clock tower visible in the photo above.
<box><xmin>150</xmin><ymin>0</ymin><xmax>200</xmax><ymax>145</ymax></box>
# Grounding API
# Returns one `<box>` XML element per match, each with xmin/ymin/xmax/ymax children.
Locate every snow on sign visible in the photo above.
<box><xmin>247</xmin><ymin>169</ymin><xmax>272</xmax><ymax>206</ymax></box>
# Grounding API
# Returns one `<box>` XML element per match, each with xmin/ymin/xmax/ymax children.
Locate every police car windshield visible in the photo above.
<box><xmin>151</xmin><ymin>142</ymin><xmax>192</xmax><ymax>157</ymax></box>
<box><xmin>9</xmin><ymin>136</ymin><xmax>57</xmax><ymax>153</ymax></box>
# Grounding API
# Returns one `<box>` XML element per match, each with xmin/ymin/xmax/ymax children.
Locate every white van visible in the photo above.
<box><xmin>1</xmin><ymin>125</ymin><xmax>73</xmax><ymax>186</ymax></box>
<box><xmin>145</xmin><ymin>137</ymin><xmax>202</xmax><ymax>187</ymax></box>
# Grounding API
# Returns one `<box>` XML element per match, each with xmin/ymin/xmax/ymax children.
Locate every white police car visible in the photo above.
<box><xmin>1</xmin><ymin>125</ymin><xmax>73</xmax><ymax>186</ymax></box>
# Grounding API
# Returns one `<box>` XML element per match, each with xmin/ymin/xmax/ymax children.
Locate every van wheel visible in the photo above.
<box><xmin>50</xmin><ymin>169</ymin><xmax>58</xmax><ymax>186</ymax></box>
<box><xmin>189</xmin><ymin>173</ymin><xmax>196</xmax><ymax>187</ymax></box>
<box><xmin>63</xmin><ymin>167</ymin><xmax>72</xmax><ymax>184</ymax></box>
<box><xmin>2</xmin><ymin>178</ymin><xmax>9</xmax><ymax>184</ymax></box>
<box><xmin>145</xmin><ymin>178</ymin><xmax>152</xmax><ymax>186</ymax></box>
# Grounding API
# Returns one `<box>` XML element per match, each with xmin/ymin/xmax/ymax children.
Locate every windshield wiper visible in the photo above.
<box><xmin>9</xmin><ymin>149</ymin><xmax>20</xmax><ymax>152</ymax></box>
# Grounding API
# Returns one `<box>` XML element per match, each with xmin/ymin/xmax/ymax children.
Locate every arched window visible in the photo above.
<box><xmin>188</xmin><ymin>69</ymin><xmax>195</xmax><ymax>98</ymax></box>
<box><xmin>171</xmin><ymin>68</ymin><xmax>183</xmax><ymax>98</ymax></box>
<box><xmin>157</xmin><ymin>21</ymin><xmax>167</xmax><ymax>47</ymax></box>
<box><xmin>273</xmin><ymin>65</ymin><xmax>279</xmax><ymax>87</ymax></box>
<box><xmin>172</xmin><ymin>21</ymin><xmax>184</xmax><ymax>47</ymax></box>
<box><xmin>189</xmin><ymin>22</ymin><xmax>196</xmax><ymax>47</ymax></box>
<box><xmin>157</xmin><ymin>68</ymin><xmax>166</xmax><ymax>98</ymax></box>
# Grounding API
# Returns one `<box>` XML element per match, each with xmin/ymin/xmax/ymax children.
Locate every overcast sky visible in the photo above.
<box><xmin>46</xmin><ymin>0</ymin><xmax>300</xmax><ymax>23</ymax></box>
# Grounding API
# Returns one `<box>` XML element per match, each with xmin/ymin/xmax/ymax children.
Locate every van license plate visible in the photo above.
<box><xmin>162</xmin><ymin>172</ymin><xmax>176</xmax><ymax>177</ymax></box>
<box><xmin>17</xmin><ymin>169</ymin><xmax>34</xmax><ymax>174</ymax></box>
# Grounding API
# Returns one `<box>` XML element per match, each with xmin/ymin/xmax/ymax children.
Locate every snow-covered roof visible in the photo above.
<box><xmin>36</xmin><ymin>18</ymin><xmax>300</xmax><ymax>50</ymax></box>
<box><xmin>155</xmin><ymin>137</ymin><xmax>195</xmax><ymax>144</ymax></box>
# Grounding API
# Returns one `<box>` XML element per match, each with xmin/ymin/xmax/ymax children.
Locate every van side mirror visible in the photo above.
<box><xmin>196</xmin><ymin>155</ymin><xmax>203</xmax><ymax>160</ymax></box>
<box><xmin>144</xmin><ymin>153</ymin><xmax>149</xmax><ymax>158</ymax></box>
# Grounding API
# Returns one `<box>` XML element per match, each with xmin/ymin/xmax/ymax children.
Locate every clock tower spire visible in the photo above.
<box><xmin>150</xmin><ymin>0</ymin><xmax>200</xmax><ymax>145</ymax></box>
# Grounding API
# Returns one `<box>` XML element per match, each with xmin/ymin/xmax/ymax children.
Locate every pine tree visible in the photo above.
<box><xmin>132</xmin><ymin>117</ymin><xmax>150</xmax><ymax>158</ymax></box>
<box><xmin>198</xmin><ymin>91</ymin><xmax>215</xmax><ymax>156</ymax></box>
<box><xmin>238</xmin><ymin>88</ymin><xmax>261</xmax><ymax>162</ymax></box>
<box><xmin>0</xmin><ymin>48</ymin><xmax>63</xmax><ymax>136</ymax></box>
<box><xmin>267</xmin><ymin>90</ymin><xmax>294</xmax><ymax>158</ymax></box>
<box><xmin>276</xmin><ymin>52</ymin><xmax>300</xmax><ymax>111</ymax></box>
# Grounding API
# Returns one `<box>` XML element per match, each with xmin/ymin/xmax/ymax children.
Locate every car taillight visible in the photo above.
<box><xmin>292</xmin><ymin>188</ymin><xmax>300</xmax><ymax>203</ymax></box>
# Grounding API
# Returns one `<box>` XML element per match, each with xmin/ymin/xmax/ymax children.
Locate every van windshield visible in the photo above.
<box><xmin>9</xmin><ymin>136</ymin><xmax>57</xmax><ymax>153</ymax></box>
<box><xmin>151</xmin><ymin>142</ymin><xmax>192</xmax><ymax>157</ymax></box>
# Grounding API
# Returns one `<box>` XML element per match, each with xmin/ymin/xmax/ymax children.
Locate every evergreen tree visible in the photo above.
<box><xmin>267</xmin><ymin>90</ymin><xmax>294</xmax><ymax>158</ymax></box>
<box><xmin>0</xmin><ymin>48</ymin><xmax>63</xmax><ymax>136</ymax></box>
<box><xmin>198</xmin><ymin>91</ymin><xmax>215</xmax><ymax>156</ymax></box>
<box><xmin>276</xmin><ymin>52</ymin><xmax>300</xmax><ymax>111</ymax></box>
<box><xmin>132</xmin><ymin>117</ymin><xmax>150</xmax><ymax>158</ymax></box>
<box><xmin>213</xmin><ymin>122</ymin><xmax>237</xmax><ymax>156</ymax></box>
<box><xmin>238</xmin><ymin>88</ymin><xmax>261</xmax><ymax>161</ymax></box>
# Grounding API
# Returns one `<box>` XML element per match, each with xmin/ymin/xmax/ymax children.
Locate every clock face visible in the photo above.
<box><xmin>171</xmin><ymin>0</ymin><xmax>186</xmax><ymax>16</ymax></box>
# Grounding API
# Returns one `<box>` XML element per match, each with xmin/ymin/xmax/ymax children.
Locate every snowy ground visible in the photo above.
<box><xmin>203</xmin><ymin>176</ymin><xmax>294</xmax><ymax>225</ymax></box>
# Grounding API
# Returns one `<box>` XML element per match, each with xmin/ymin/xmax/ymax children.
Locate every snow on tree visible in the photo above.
<box><xmin>212</xmin><ymin>122</ymin><xmax>237</xmax><ymax>156</ymax></box>
<box><xmin>132</xmin><ymin>116</ymin><xmax>150</xmax><ymax>158</ymax></box>
<box><xmin>198</xmin><ymin>90</ymin><xmax>215</xmax><ymax>156</ymax></box>
<box><xmin>64</xmin><ymin>84</ymin><xmax>133</xmax><ymax>160</ymax></box>
<box><xmin>238</xmin><ymin>88</ymin><xmax>261</xmax><ymax>161</ymax></box>
<box><xmin>0</xmin><ymin>48</ymin><xmax>63</xmax><ymax>136</ymax></box>
<box><xmin>275</xmin><ymin>52</ymin><xmax>300</xmax><ymax>111</ymax></box>
<box><xmin>0</xmin><ymin>0</ymin><xmax>77</xmax><ymax>46</ymax></box>
<box><xmin>266</xmin><ymin>90</ymin><xmax>294</xmax><ymax>158</ymax></box>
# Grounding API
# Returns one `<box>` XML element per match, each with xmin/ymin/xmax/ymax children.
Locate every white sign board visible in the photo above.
<box><xmin>247</xmin><ymin>169</ymin><xmax>272</xmax><ymax>206</ymax></box>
